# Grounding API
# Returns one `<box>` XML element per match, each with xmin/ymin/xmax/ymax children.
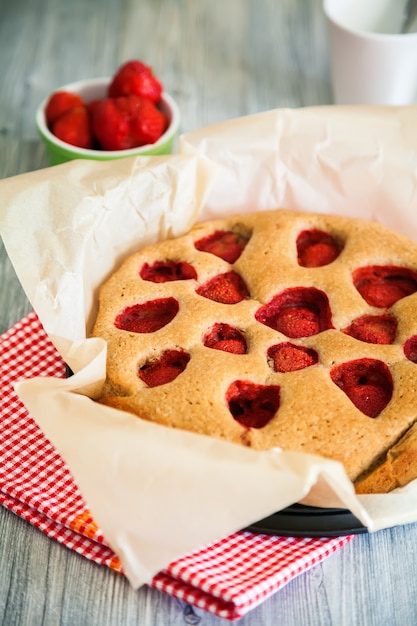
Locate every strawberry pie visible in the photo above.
<box><xmin>91</xmin><ymin>210</ymin><xmax>417</xmax><ymax>493</ymax></box>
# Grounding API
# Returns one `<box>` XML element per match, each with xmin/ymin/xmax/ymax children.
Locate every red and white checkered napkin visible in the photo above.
<box><xmin>0</xmin><ymin>312</ymin><xmax>353</xmax><ymax>620</ymax></box>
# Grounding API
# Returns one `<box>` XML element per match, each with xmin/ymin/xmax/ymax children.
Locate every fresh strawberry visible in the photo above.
<box><xmin>86</xmin><ymin>98</ymin><xmax>102</xmax><ymax>118</ymax></box>
<box><xmin>130</xmin><ymin>97</ymin><xmax>167</xmax><ymax>145</ymax></box>
<box><xmin>91</xmin><ymin>95</ymin><xmax>166</xmax><ymax>150</ymax></box>
<box><xmin>51</xmin><ymin>106</ymin><xmax>93</xmax><ymax>149</ymax></box>
<box><xmin>108</xmin><ymin>60</ymin><xmax>163</xmax><ymax>103</ymax></box>
<box><xmin>90</xmin><ymin>96</ymin><xmax>136</xmax><ymax>150</ymax></box>
<box><xmin>45</xmin><ymin>91</ymin><xmax>86</xmax><ymax>126</ymax></box>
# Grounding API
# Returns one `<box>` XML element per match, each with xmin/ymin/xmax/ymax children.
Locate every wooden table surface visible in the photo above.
<box><xmin>2</xmin><ymin>1</ymin><xmax>417</xmax><ymax>624</ymax></box>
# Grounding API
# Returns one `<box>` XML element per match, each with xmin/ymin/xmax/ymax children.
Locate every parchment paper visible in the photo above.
<box><xmin>1</xmin><ymin>105</ymin><xmax>417</xmax><ymax>588</ymax></box>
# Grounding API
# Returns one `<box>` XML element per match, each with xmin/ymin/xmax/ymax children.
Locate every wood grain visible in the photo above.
<box><xmin>1</xmin><ymin>0</ymin><xmax>417</xmax><ymax>624</ymax></box>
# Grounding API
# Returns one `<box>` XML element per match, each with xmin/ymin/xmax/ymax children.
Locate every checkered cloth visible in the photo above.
<box><xmin>0</xmin><ymin>311</ymin><xmax>353</xmax><ymax>620</ymax></box>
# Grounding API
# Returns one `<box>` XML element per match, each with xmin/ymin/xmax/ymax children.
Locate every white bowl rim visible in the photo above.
<box><xmin>36</xmin><ymin>77</ymin><xmax>180</xmax><ymax>156</ymax></box>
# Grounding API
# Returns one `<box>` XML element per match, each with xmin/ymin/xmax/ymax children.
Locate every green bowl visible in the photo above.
<box><xmin>36</xmin><ymin>77</ymin><xmax>180</xmax><ymax>166</ymax></box>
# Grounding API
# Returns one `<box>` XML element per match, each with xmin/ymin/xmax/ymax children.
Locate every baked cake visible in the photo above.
<box><xmin>91</xmin><ymin>209</ymin><xmax>417</xmax><ymax>493</ymax></box>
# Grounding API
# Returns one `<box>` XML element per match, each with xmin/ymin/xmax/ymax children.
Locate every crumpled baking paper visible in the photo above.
<box><xmin>1</xmin><ymin>105</ymin><xmax>417</xmax><ymax>588</ymax></box>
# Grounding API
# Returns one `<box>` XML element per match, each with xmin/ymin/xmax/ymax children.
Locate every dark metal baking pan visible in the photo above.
<box><xmin>246</xmin><ymin>503</ymin><xmax>367</xmax><ymax>537</ymax></box>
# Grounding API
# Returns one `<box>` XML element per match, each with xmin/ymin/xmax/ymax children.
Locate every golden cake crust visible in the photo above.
<box><xmin>91</xmin><ymin>209</ymin><xmax>417</xmax><ymax>492</ymax></box>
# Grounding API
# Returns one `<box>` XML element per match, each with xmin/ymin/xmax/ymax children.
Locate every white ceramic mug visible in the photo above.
<box><xmin>323</xmin><ymin>0</ymin><xmax>417</xmax><ymax>104</ymax></box>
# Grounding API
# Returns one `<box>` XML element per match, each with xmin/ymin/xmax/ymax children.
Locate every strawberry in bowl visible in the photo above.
<box><xmin>36</xmin><ymin>60</ymin><xmax>180</xmax><ymax>165</ymax></box>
